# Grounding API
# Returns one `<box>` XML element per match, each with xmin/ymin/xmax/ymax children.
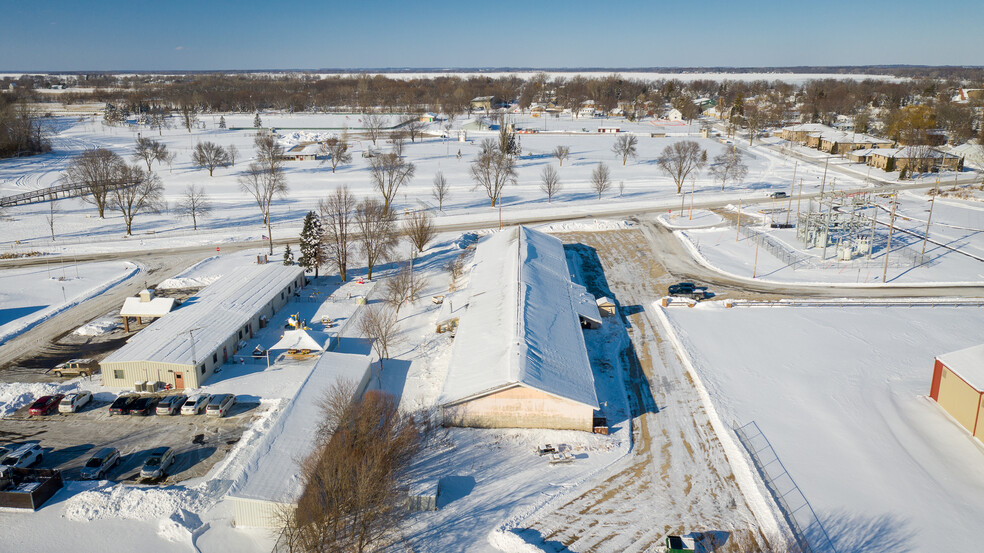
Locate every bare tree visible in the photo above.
<box><xmin>45</xmin><ymin>200</ymin><xmax>59</xmax><ymax>241</ymax></box>
<box><xmin>355</xmin><ymin>198</ymin><xmax>398</xmax><ymax>280</ymax></box>
<box><xmin>147</xmin><ymin>106</ymin><xmax>170</xmax><ymax>136</ymax></box>
<box><xmin>384</xmin><ymin>262</ymin><xmax>427</xmax><ymax>314</ymax></box>
<box><xmin>179</xmin><ymin>103</ymin><xmax>198</xmax><ymax>133</ymax></box>
<box><xmin>368</xmin><ymin>152</ymin><xmax>415</xmax><ymax>212</ymax></box>
<box><xmin>133</xmin><ymin>137</ymin><xmax>169</xmax><ymax>172</ymax></box>
<box><xmin>471</xmin><ymin>147</ymin><xmax>517</xmax><ymax>207</ymax></box>
<box><xmin>446</xmin><ymin>252</ymin><xmax>466</xmax><ymax>292</ymax></box>
<box><xmin>591</xmin><ymin>162</ymin><xmax>612</xmax><ymax>200</ymax></box>
<box><xmin>432</xmin><ymin>170</ymin><xmax>450</xmax><ymax>211</ymax></box>
<box><xmin>320</xmin><ymin>137</ymin><xmax>352</xmax><ymax>173</ymax></box>
<box><xmin>553</xmin><ymin>145</ymin><xmax>570</xmax><ymax>167</ymax></box>
<box><xmin>742</xmin><ymin>100</ymin><xmax>767</xmax><ymax>146</ymax></box>
<box><xmin>109</xmin><ymin>164</ymin><xmax>164</xmax><ymax>235</ymax></box>
<box><xmin>404</xmin><ymin>210</ymin><xmax>435</xmax><ymax>253</ymax></box>
<box><xmin>402</xmin><ymin>116</ymin><xmax>425</xmax><ymax>143</ymax></box>
<box><xmin>175</xmin><ymin>184</ymin><xmax>212</xmax><ymax>230</ymax></box>
<box><xmin>253</xmin><ymin>133</ymin><xmax>286</xmax><ymax>176</ymax></box>
<box><xmin>226</xmin><ymin>144</ymin><xmax>238</xmax><ymax>167</ymax></box>
<box><xmin>358</xmin><ymin>304</ymin><xmax>401</xmax><ymax>371</ymax></box>
<box><xmin>709</xmin><ymin>146</ymin><xmax>749</xmax><ymax>190</ymax></box>
<box><xmin>191</xmin><ymin>141</ymin><xmax>231</xmax><ymax>176</ymax></box>
<box><xmin>363</xmin><ymin>113</ymin><xmax>384</xmax><ymax>146</ymax></box>
<box><xmin>390</xmin><ymin>131</ymin><xmax>406</xmax><ymax>157</ymax></box>
<box><xmin>611</xmin><ymin>134</ymin><xmax>638</xmax><ymax>165</ymax></box>
<box><xmin>319</xmin><ymin>185</ymin><xmax>356</xmax><ymax>281</ymax></box>
<box><xmin>64</xmin><ymin>148</ymin><xmax>124</xmax><ymax>218</ymax></box>
<box><xmin>658</xmin><ymin>140</ymin><xmax>708</xmax><ymax>194</ymax></box>
<box><xmin>239</xmin><ymin>161</ymin><xmax>288</xmax><ymax>254</ymax></box>
<box><xmin>282</xmin><ymin>383</ymin><xmax>419</xmax><ymax>553</ymax></box>
<box><xmin>540</xmin><ymin>165</ymin><xmax>562</xmax><ymax>203</ymax></box>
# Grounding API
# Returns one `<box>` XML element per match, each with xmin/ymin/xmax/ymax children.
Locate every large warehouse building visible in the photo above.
<box><xmin>100</xmin><ymin>264</ymin><xmax>305</xmax><ymax>389</ymax></box>
<box><xmin>439</xmin><ymin>226</ymin><xmax>601</xmax><ymax>432</ymax></box>
<box><xmin>931</xmin><ymin>344</ymin><xmax>984</xmax><ymax>442</ymax></box>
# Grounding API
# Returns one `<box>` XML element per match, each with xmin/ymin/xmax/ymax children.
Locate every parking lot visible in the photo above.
<box><xmin>0</xmin><ymin>396</ymin><xmax>262</xmax><ymax>484</ymax></box>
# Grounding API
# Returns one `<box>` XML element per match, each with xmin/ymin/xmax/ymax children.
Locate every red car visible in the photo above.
<box><xmin>28</xmin><ymin>394</ymin><xmax>64</xmax><ymax>416</ymax></box>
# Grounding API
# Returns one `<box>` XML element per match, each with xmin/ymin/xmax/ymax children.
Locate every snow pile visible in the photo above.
<box><xmin>66</xmin><ymin>483</ymin><xmax>210</xmax><ymax>523</ymax></box>
<box><xmin>537</xmin><ymin>219</ymin><xmax>635</xmax><ymax>233</ymax></box>
<box><xmin>276</xmin><ymin>131</ymin><xmax>336</xmax><ymax>146</ymax></box>
<box><xmin>0</xmin><ymin>381</ymin><xmax>75</xmax><ymax>416</ymax></box>
<box><xmin>157</xmin><ymin>508</ymin><xmax>205</xmax><ymax>544</ymax></box>
<box><xmin>155</xmin><ymin>275</ymin><xmax>220</xmax><ymax>290</ymax></box>
<box><xmin>73</xmin><ymin>317</ymin><xmax>122</xmax><ymax>336</ymax></box>
<box><xmin>657</xmin><ymin>209</ymin><xmax>724</xmax><ymax>229</ymax></box>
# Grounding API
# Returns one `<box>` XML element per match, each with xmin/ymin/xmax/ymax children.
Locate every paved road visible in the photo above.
<box><xmin>637</xmin><ymin>220</ymin><xmax>984</xmax><ymax>297</ymax></box>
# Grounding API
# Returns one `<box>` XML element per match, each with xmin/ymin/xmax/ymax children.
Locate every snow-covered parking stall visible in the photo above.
<box><xmin>662</xmin><ymin>303</ymin><xmax>984</xmax><ymax>552</ymax></box>
<box><xmin>439</xmin><ymin>226</ymin><xmax>602</xmax><ymax>432</ymax></box>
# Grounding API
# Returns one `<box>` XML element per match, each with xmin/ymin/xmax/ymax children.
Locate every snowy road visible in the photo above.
<box><xmin>525</xmin><ymin>229</ymin><xmax>781</xmax><ymax>552</ymax></box>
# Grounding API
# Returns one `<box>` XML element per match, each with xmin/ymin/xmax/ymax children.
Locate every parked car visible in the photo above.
<box><xmin>80</xmin><ymin>447</ymin><xmax>120</xmax><ymax>480</ymax></box>
<box><xmin>181</xmin><ymin>394</ymin><xmax>210</xmax><ymax>415</ymax></box>
<box><xmin>140</xmin><ymin>447</ymin><xmax>175</xmax><ymax>480</ymax></box>
<box><xmin>667</xmin><ymin>282</ymin><xmax>696</xmax><ymax>295</ymax></box>
<box><xmin>769</xmin><ymin>191</ymin><xmax>788</xmax><ymax>199</ymax></box>
<box><xmin>51</xmin><ymin>358</ymin><xmax>98</xmax><ymax>378</ymax></box>
<box><xmin>0</xmin><ymin>445</ymin><xmax>11</xmax><ymax>465</ymax></box>
<box><xmin>28</xmin><ymin>394</ymin><xmax>64</xmax><ymax>416</ymax></box>
<box><xmin>205</xmin><ymin>394</ymin><xmax>236</xmax><ymax>418</ymax></box>
<box><xmin>1</xmin><ymin>443</ymin><xmax>43</xmax><ymax>468</ymax></box>
<box><xmin>156</xmin><ymin>395</ymin><xmax>187</xmax><ymax>416</ymax></box>
<box><xmin>108</xmin><ymin>394</ymin><xmax>137</xmax><ymax>415</ymax></box>
<box><xmin>128</xmin><ymin>396</ymin><xmax>161</xmax><ymax>416</ymax></box>
<box><xmin>58</xmin><ymin>391</ymin><xmax>93</xmax><ymax>414</ymax></box>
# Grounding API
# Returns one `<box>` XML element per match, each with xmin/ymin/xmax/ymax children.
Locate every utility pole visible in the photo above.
<box><xmin>736</xmin><ymin>199</ymin><xmax>741</xmax><ymax>242</ymax></box>
<box><xmin>785</xmin><ymin>161</ymin><xmax>797</xmax><ymax>225</ymax></box>
<box><xmin>795</xmin><ymin>179</ymin><xmax>804</xmax><ymax>221</ymax></box>
<box><xmin>689</xmin><ymin>176</ymin><xmax>695</xmax><ymax>220</ymax></box>
<box><xmin>752</xmin><ymin>234</ymin><xmax>761</xmax><ymax>278</ymax></box>
<box><xmin>921</xmin><ymin>180</ymin><xmax>940</xmax><ymax>264</ymax></box>
<box><xmin>882</xmin><ymin>192</ymin><xmax>897</xmax><ymax>282</ymax></box>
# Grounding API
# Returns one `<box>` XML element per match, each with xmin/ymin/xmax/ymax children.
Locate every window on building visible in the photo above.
<box><xmin>212</xmin><ymin>353</ymin><xmax>218</xmax><ymax>363</ymax></box>
<box><xmin>281</xmin><ymin>291</ymin><xmax>285</xmax><ymax>300</ymax></box>
<box><xmin>114</xmin><ymin>370</ymin><xmax>124</xmax><ymax>379</ymax></box>
<box><xmin>238</xmin><ymin>330</ymin><xmax>242</xmax><ymax>339</ymax></box>
<box><xmin>200</xmin><ymin>364</ymin><xmax>206</xmax><ymax>375</ymax></box>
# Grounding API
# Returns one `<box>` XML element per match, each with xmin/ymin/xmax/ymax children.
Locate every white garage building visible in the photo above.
<box><xmin>100</xmin><ymin>264</ymin><xmax>305</xmax><ymax>389</ymax></box>
<box><xmin>439</xmin><ymin>226</ymin><xmax>601</xmax><ymax>431</ymax></box>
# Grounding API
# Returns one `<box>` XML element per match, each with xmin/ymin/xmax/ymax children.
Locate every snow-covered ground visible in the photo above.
<box><xmin>0</xmin><ymin>260</ymin><xmax>139</xmax><ymax>344</ymax></box>
<box><xmin>663</xmin><ymin>303</ymin><xmax>984</xmax><ymax>552</ymax></box>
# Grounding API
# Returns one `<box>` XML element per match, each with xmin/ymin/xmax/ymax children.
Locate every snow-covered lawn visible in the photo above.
<box><xmin>663</xmin><ymin>303</ymin><xmax>984</xmax><ymax>552</ymax></box>
<box><xmin>0</xmin><ymin>260</ymin><xmax>139</xmax><ymax>343</ymax></box>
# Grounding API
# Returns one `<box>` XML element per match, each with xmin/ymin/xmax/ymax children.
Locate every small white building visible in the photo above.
<box><xmin>667</xmin><ymin>108</ymin><xmax>684</xmax><ymax>121</ymax></box>
<box><xmin>439</xmin><ymin>226</ymin><xmax>600</xmax><ymax>432</ymax></box>
<box><xmin>119</xmin><ymin>289</ymin><xmax>175</xmax><ymax>332</ymax></box>
<box><xmin>280</xmin><ymin>143</ymin><xmax>322</xmax><ymax>161</ymax></box>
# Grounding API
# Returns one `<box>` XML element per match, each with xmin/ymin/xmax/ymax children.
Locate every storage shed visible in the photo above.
<box><xmin>119</xmin><ymin>289</ymin><xmax>176</xmax><ymax>332</ymax></box>
<box><xmin>931</xmin><ymin>344</ymin><xmax>984</xmax><ymax>441</ymax></box>
<box><xmin>439</xmin><ymin>226</ymin><xmax>600</xmax><ymax>432</ymax></box>
<box><xmin>228</xmin><ymin>351</ymin><xmax>372</xmax><ymax>527</ymax></box>
<box><xmin>100</xmin><ymin>264</ymin><xmax>305</xmax><ymax>389</ymax></box>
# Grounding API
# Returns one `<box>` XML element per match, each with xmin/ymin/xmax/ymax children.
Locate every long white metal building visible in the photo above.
<box><xmin>100</xmin><ymin>264</ymin><xmax>305</xmax><ymax>389</ymax></box>
<box><xmin>439</xmin><ymin>226</ymin><xmax>601</xmax><ymax>431</ymax></box>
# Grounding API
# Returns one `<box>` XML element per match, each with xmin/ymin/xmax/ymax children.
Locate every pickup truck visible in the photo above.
<box><xmin>51</xmin><ymin>358</ymin><xmax>98</xmax><ymax>378</ymax></box>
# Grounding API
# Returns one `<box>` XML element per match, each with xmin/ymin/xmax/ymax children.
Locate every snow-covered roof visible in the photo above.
<box><xmin>103</xmin><ymin>264</ymin><xmax>304</xmax><ymax>367</ymax></box>
<box><xmin>271</xmin><ymin>329</ymin><xmax>325</xmax><ymax>352</ymax></box>
<box><xmin>119</xmin><ymin>296</ymin><xmax>176</xmax><ymax>317</ymax></box>
<box><xmin>783</xmin><ymin>123</ymin><xmax>835</xmax><ymax>133</ymax></box>
<box><xmin>596</xmin><ymin>296</ymin><xmax>614</xmax><ymax>306</ymax></box>
<box><xmin>229</xmin><ymin>351</ymin><xmax>372</xmax><ymax>503</ymax></box>
<box><xmin>938</xmin><ymin>344</ymin><xmax>984</xmax><ymax>391</ymax></box>
<box><xmin>284</xmin><ymin>143</ymin><xmax>321</xmax><ymax>155</ymax></box>
<box><xmin>439</xmin><ymin>226</ymin><xmax>599</xmax><ymax>409</ymax></box>
<box><xmin>871</xmin><ymin>147</ymin><xmax>960</xmax><ymax>160</ymax></box>
<box><xmin>819</xmin><ymin>131</ymin><xmax>892</xmax><ymax>145</ymax></box>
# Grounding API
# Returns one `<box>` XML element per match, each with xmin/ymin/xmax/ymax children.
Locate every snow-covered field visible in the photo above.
<box><xmin>0</xmin><ymin>260</ymin><xmax>139</xmax><ymax>344</ymax></box>
<box><xmin>663</xmin><ymin>304</ymin><xmax>984</xmax><ymax>552</ymax></box>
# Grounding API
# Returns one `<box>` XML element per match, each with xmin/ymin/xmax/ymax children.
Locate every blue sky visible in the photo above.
<box><xmin>1</xmin><ymin>0</ymin><xmax>982</xmax><ymax>71</ymax></box>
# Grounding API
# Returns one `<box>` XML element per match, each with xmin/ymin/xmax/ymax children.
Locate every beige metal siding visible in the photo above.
<box><xmin>232</xmin><ymin>497</ymin><xmax>294</xmax><ymax>528</ymax></box>
<box><xmin>938</xmin><ymin>367</ymin><xmax>982</xmax><ymax>434</ymax></box>
<box><xmin>444</xmin><ymin>385</ymin><xmax>594</xmax><ymax>431</ymax></box>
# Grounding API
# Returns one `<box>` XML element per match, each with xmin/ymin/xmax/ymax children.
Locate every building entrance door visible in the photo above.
<box><xmin>174</xmin><ymin>372</ymin><xmax>185</xmax><ymax>389</ymax></box>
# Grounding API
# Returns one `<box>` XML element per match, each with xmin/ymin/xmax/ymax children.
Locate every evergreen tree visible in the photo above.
<box><xmin>298</xmin><ymin>211</ymin><xmax>325</xmax><ymax>278</ymax></box>
<box><xmin>253</xmin><ymin>113</ymin><xmax>262</xmax><ymax>128</ymax></box>
<box><xmin>283</xmin><ymin>244</ymin><xmax>294</xmax><ymax>265</ymax></box>
<box><xmin>218</xmin><ymin>116</ymin><xmax>226</xmax><ymax>129</ymax></box>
